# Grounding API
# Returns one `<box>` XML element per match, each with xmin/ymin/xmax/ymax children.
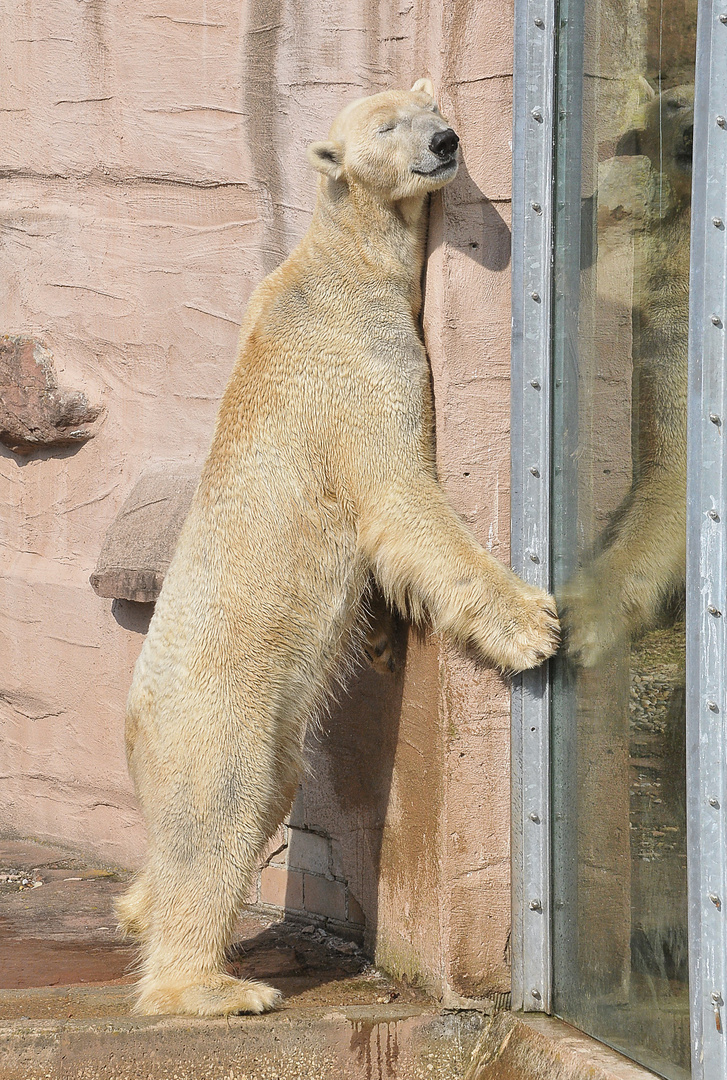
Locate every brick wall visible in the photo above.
<box><xmin>251</xmin><ymin>817</ymin><xmax>366</xmax><ymax>942</ymax></box>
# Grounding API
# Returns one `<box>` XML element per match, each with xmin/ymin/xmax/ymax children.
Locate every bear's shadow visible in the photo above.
<box><xmin>438</xmin><ymin>157</ymin><xmax>512</xmax><ymax>273</ymax></box>
<box><xmin>248</xmin><ymin>618</ymin><xmax>411</xmax><ymax>967</ymax></box>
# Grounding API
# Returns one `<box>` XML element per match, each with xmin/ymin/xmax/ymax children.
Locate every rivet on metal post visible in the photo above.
<box><xmin>531</xmin><ymin>988</ymin><xmax>542</xmax><ymax>1000</ymax></box>
<box><xmin>707</xmin><ymin>700</ymin><xmax>720</xmax><ymax>712</ymax></box>
<box><xmin>709</xmin><ymin>893</ymin><xmax>722</xmax><ymax>908</ymax></box>
<box><xmin>529</xmin><ymin>812</ymin><xmax>541</xmax><ymax>823</ymax></box>
<box><xmin>708</xmin><ymin>605</ymin><xmax>722</xmax><ymax>617</ymax></box>
<box><xmin>531</xmin><ymin>202</ymin><xmax>543</xmax><ymax>214</ymax></box>
<box><xmin>530</xmin><ymin>467</ymin><xmax>541</xmax><ymax>477</ymax></box>
<box><xmin>711</xmin><ymin>314</ymin><xmax>723</xmax><ymax>326</ymax></box>
<box><xmin>530</xmin><ymin>379</ymin><xmax>541</xmax><ymax>389</ymax></box>
<box><xmin>529</xmin><ymin>553</ymin><xmax>540</xmax><ymax>563</ymax></box>
<box><xmin>709</xmin><ymin>413</ymin><xmax>721</xmax><ymax>424</ymax></box>
<box><xmin>708</xmin><ymin>509</ymin><xmax>721</xmax><ymax>520</ymax></box>
<box><xmin>720</xmin><ymin>12</ymin><xmax>727</xmax><ymax>23</ymax></box>
<box><xmin>717</xmin><ymin>116</ymin><xmax>727</xmax><ymax>128</ymax></box>
<box><xmin>713</xmin><ymin>217</ymin><xmax>725</xmax><ymax>229</ymax></box>
<box><xmin>529</xmin><ymin>898</ymin><xmax>542</xmax><ymax>911</ymax></box>
<box><xmin>531</xmin><ymin>108</ymin><xmax>544</xmax><ymax>122</ymax></box>
<box><xmin>534</xmin><ymin>16</ymin><xmax>545</xmax><ymax>27</ymax></box>
<box><xmin>531</xmin><ymin>291</ymin><xmax>541</xmax><ymax>302</ymax></box>
<box><xmin>709</xmin><ymin>796</ymin><xmax>721</xmax><ymax>808</ymax></box>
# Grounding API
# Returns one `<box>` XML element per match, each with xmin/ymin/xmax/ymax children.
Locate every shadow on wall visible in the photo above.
<box><xmin>438</xmin><ymin>157</ymin><xmax>512</xmax><ymax>274</ymax></box>
<box><xmin>279</xmin><ymin>616</ymin><xmax>410</xmax><ymax>953</ymax></box>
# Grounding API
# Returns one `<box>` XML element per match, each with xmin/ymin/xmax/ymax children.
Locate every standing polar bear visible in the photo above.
<box><xmin>117</xmin><ymin>81</ymin><xmax>560</xmax><ymax>1017</ymax></box>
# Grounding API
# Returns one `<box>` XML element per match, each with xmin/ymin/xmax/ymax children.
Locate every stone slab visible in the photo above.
<box><xmin>89</xmin><ymin>465</ymin><xmax>200</xmax><ymax>601</ymax></box>
<box><xmin>464</xmin><ymin>1012</ymin><xmax>662</xmax><ymax>1080</ymax></box>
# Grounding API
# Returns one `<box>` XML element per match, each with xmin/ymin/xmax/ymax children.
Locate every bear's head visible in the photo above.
<box><xmin>616</xmin><ymin>82</ymin><xmax>694</xmax><ymax>203</ymax></box>
<box><xmin>307</xmin><ymin>80</ymin><xmax>459</xmax><ymax>202</ymax></box>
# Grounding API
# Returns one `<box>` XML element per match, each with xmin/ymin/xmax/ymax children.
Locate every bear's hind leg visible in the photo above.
<box><xmin>133</xmin><ymin>854</ymin><xmax>281</xmax><ymax>1017</ymax></box>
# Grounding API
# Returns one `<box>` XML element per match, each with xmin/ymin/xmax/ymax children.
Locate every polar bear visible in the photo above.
<box><xmin>116</xmin><ymin>81</ymin><xmax>560</xmax><ymax>1017</ymax></box>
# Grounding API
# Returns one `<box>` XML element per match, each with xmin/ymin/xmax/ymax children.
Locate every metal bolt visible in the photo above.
<box><xmin>534</xmin><ymin>16</ymin><xmax>545</xmax><ymax>27</ymax></box>
<box><xmin>713</xmin><ymin>217</ymin><xmax>725</xmax><ymax>229</ymax></box>
<box><xmin>529</xmin><ymin>553</ymin><xmax>540</xmax><ymax>563</ymax></box>
<box><xmin>531</xmin><ymin>108</ymin><xmax>544</xmax><ymax>122</ymax></box>
<box><xmin>709</xmin><ymin>796</ymin><xmax>721</xmax><ymax>808</ymax></box>
<box><xmin>720</xmin><ymin>12</ymin><xmax>727</xmax><ymax>22</ymax></box>
<box><xmin>711</xmin><ymin>992</ymin><xmax>724</xmax><ymax>1006</ymax></box>
<box><xmin>709</xmin><ymin>893</ymin><xmax>722</xmax><ymax>908</ymax></box>
<box><xmin>530</xmin><ymin>378</ymin><xmax>541</xmax><ymax>389</ymax></box>
<box><xmin>710</xmin><ymin>413</ymin><xmax>721</xmax><ymax>424</ymax></box>
<box><xmin>708</xmin><ymin>700</ymin><xmax>719</xmax><ymax>712</ymax></box>
<box><xmin>529</xmin><ymin>811</ymin><xmax>541</xmax><ymax>823</ymax></box>
<box><xmin>529</xmin><ymin>898</ymin><xmax>542</xmax><ymax>911</ymax></box>
<box><xmin>531</xmin><ymin>291</ymin><xmax>541</xmax><ymax>302</ymax></box>
<box><xmin>531</xmin><ymin>988</ymin><xmax>541</xmax><ymax>999</ymax></box>
<box><xmin>530</xmin><ymin>467</ymin><xmax>541</xmax><ymax>478</ymax></box>
<box><xmin>708</xmin><ymin>510</ymin><xmax>721</xmax><ymax>520</ymax></box>
<box><xmin>712</xmin><ymin>314</ymin><xmax>723</xmax><ymax>327</ymax></box>
<box><xmin>718</xmin><ymin>116</ymin><xmax>727</xmax><ymax>128</ymax></box>
<box><xmin>531</xmin><ymin>202</ymin><xmax>542</xmax><ymax>214</ymax></box>
<box><xmin>708</xmin><ymin>605</ymin><xmax>722</xmax><ymax>617</ymax></box>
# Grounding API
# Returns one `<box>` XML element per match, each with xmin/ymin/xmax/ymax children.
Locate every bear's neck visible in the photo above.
<box><xmin>306</xmin><ymin>182</ymin><xmax>429</xmax><ymax>317</ymax></box>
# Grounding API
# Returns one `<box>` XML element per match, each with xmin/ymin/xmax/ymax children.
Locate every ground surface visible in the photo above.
<box><xmin>0</xmin><ymin>837</ymin><xmax>427</xmax><ymax>1018</ymax></box>
<box><xmin>0</xmin><ymin>838</ymin><xmax>661</xmax><ymax>1080</ymax></box>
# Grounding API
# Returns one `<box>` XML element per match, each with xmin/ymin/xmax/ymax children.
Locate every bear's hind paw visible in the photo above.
<box><xmin>135</xmin><ymin>974</ymin><xmax>283</xmax><ymax>1017</ymax></box>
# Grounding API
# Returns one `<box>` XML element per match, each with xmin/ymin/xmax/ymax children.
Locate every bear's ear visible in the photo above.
<box><xmin>306</xmin><ymin>140</ymin><xmax>344</xmax><ymax>179</ymax></box>
<box><xmin>636</xmin><ymin>75</ymin><xmax>656</xmax><ymax>103</ymax></box>
<box><xmin>411</xmin><ymin>78</ymin><xmax>434</xmax><ymax>97</ymax></box>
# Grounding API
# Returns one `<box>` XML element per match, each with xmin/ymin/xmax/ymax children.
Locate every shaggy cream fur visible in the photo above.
<box><xmin>117</xmin><ymin>81</ymin><xmax>560</xmax><ymax>1017</ymax></box>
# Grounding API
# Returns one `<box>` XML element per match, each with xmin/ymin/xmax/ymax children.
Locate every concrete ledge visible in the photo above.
<box><xmin>464</xmin><ymin>1011</ymin><xmax>660</xmax><ymax>1080</ymax></box>
<box><xmin>0</xmin><ymin>1000</ymin><xmax>486</xmax><ymax>1080</ymax></box>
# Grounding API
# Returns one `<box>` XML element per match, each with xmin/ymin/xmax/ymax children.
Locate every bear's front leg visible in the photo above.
<box><xmin>559</xmin><ymin>479</ymin><xmax>686</xmax><ymax>667</ymax></box>
<box><xmin>358</xmin><ymin>476</ymin><xmax>560</xmax><ymax>673</ymax></box>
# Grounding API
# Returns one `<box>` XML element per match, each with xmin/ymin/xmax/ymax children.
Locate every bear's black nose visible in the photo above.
<box><xmin>430</xmin><ymin>128</ymin><xmax>459</xmax><ymax>158</ymax></box>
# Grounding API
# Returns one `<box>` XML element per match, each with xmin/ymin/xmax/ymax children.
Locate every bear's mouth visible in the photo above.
<box><xmin>411</xmin><ymin>156</ymin><xmax>458</xmax><ymax>178</ymax></box>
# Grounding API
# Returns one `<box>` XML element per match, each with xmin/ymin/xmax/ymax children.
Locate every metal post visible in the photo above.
<box><xmin>686</xmin><ymin>3</ymin><xmax>727</xmax><ymax>1077</ymax></box>
<box><xmin>510</xmin><ymin>0</ymin><xmax>557</xmax><ymax>1014</ymax></box>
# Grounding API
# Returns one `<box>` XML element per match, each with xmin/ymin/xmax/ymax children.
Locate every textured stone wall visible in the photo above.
<box><xmin>1</xmin><ymin>0</ymin><xmax>515</xmax><ymax>1001</ymax></box>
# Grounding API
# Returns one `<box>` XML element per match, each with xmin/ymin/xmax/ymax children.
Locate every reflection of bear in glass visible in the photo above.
<box><xmin>561</xmin><ymin>83</ymin><xmax>693</xmax><ymax>667</ymax></box>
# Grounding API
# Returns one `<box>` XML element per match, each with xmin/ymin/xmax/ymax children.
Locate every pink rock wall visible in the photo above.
<box><xmin>1</xmin><ymin>0</ymin><xmax>514</xmax><ymax>999</ymax></box>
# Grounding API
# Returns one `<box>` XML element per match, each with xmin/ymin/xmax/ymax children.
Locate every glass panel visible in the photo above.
<box><xmin>550</xmin><ymin>0</ymin><xmax>696</xmax><ymax>1075</ymax></box>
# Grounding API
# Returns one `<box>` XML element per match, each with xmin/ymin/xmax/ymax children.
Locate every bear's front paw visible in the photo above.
<box><xmin>500</xmin><ymin>586</ymin><xmax>561</xmax><ymax>673</ymax></box>
<box><xmin>364</xmin><ymin>621</ymin><xmax>397</xmax><ymax>674</ymax></box>
<box><xmin>363</xmin><ymin>587</ymin><xmax>399</xmax><ymax>674</ymax></box>
<box><xmin>559</xmin><ymin>573</ymin><xmax>629</xmax><ymax>668</ymax></box>
<box><xmin>476</xmin><ymin>583</ymin><xmax>560</xmax><ymax>674</ymax></box>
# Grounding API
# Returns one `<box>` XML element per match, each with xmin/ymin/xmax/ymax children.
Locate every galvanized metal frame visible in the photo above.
<box><xmin>510</xmin><ymin>0</ymin><xmax>556</xmax><ymax>1014</ymax></box>
<box><xmin>513</xmin><ymin>0</ymin><xmax>727</xmax><ymax>1069</ymax></box>
<box><xmin>686</xmin><ymin>4</ymin><xmax>727</xmax><ymax>1077</ymax></box>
